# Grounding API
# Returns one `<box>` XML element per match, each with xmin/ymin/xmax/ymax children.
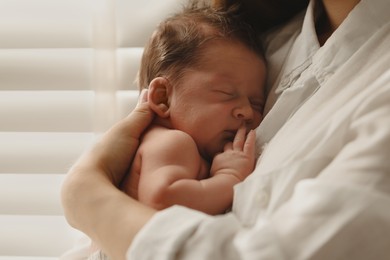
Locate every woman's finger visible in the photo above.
<box><xmin>120</xmin><ymin>89</ymin><xmax>154</xmax><ymax>138</ymax></box>
<box><xmin>137</xmin><ymin>89</ymin><xmax>149</xmax><ymax>106</ymax></box>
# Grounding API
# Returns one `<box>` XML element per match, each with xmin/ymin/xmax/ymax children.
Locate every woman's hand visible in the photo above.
<box><xmin>61</xmin><ymin>90</ymin><xmax>156</xmax><ymax>260</ymax></box>
<box><xmin>92</xmin><ymin>89</ymin><xmax>155</xmax><ymax>185</ymax></box>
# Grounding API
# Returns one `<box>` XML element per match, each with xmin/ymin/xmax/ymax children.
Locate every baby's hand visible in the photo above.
<box><xmin>210</xmin><ymin>126</ymin><xmax>256</xmax><ymax>181</ymax></box>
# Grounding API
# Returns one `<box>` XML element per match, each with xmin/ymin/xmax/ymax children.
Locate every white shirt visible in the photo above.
<box><xmin>128</xmin><ymin>0</ymin><xmax>390</xmax><ymax>259</ymax></box>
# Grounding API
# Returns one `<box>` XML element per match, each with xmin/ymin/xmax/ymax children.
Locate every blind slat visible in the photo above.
<box><xmin>0</xmin><ymin>257</ymin><xmax>57</xmax><ymax>260</ymax></box>
<box><xmin>0</xmin><ymin>49</ymin><xmax>93</xmax><ymax>91</ymax></box>
<box><xmin>0</xmin><ymin>0</ymin><xmax>93</xmax><ymax>48</ymax></box>
<box><xmin>116</xmin><ymin>48</ymin><xmax>143</xmax><ymax>90</ymax></box>
<box><xmin>0</xmin><ymin>132</ymin><xmax>95</xmax><ymax>174</ymax></box>
<box><xmin>0</xmin><ymin>215</ymin><xmax>82</xmax><ymax>257</ymax></box>
<box><xmin>0</xmin><ymin>91</ymin><xmax>94</xmax><ymax>132</ymax></box>
<box><xmin>0</xmin><ymin>48</ymin><xmax>144</xmax><ymax>91</ymax></box>
<box><xmin>116</xmin><ymin>0</ymin><xmax>187</xmax><ymax>47</ymax></box>
<box><xmin>0</xmin><ymin>174</ymin><xmax>65</xmax><ymax>215</ymax></box>
<box><xmin>116</xmin><ymin>90</ymin><xmax>139</xmax><ymax>118</ymax></box>
<box><xmin>0</xmin><ymin>0</ymin><xmax>188</xmax><ymax>48</ymax></box>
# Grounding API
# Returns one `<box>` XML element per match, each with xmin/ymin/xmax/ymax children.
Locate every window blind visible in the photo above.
<box><xmin>0</xmin><ymin>0</ymin><xmax>186</xmax><ymax>258</ymax></box>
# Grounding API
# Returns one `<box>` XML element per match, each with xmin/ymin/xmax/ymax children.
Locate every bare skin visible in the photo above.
<box><xmin>316</xmin><ymin>0</ymin><xmax>360</xmax><ymax>45</ymax></box>
<box><xmin>60</xmin><ymin>1</ymin><xmax>361</xmax><ymax>259</ymax></box>
<box><xmin>122</xmin><ymin>125</ymin><xmax>256</xmax><ymax>215</ymax></box>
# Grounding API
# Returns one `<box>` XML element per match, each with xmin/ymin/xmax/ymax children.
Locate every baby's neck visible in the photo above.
<box><xmin>152</xmin><ymin>116</ymin><xmax>173</xmax><ymax>129</ymax></box>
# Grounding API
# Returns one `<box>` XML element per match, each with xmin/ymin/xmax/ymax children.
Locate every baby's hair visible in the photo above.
<box><xmin>137</xmin><ymin>0</ymin><xmax>263</xmax><ymax>90</ymax></box>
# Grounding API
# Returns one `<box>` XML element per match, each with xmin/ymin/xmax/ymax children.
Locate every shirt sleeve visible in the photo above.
<box><xmin>127</xmin><ymin>205</ymin><xmax>285</xmax><ymax>260</ymax></box>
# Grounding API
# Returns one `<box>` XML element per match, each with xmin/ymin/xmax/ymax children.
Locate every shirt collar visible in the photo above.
<box><xmin>272</xmin><ymin>0</ymin><xmax>319</xmax><ymax>94</ymax></box>
<box><xmin>300</xmin><ymin>0</ymin><xmax>320</xmax><ymax>56</ymax></box>
<box><xmin>312</xmin><ymin>0</ymin><xmax>390</xmax><ymax>75</ymax></box>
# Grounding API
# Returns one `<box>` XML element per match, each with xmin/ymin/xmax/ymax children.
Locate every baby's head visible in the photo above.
<box><xmin>137</xmin><ymin>0</ymin><xmax>264</xmax><ymax>90</ymax></box>
<box><xmin>138</xmin><ymin>1</ymin><xmax>266</xmax><ymax>160</ymax></box>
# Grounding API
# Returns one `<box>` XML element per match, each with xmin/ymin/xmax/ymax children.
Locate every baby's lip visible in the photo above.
<box><xmin>223</xmin><ymin>130</ymin><xmax>237</xmax><ymax>142</ymax></box>
<box><xmin>225</xmin><ymin>129</ymin><xmax>238</xmax><ymax>134</ymax></box>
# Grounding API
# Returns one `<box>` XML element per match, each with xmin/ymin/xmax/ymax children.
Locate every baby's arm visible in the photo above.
<box><xmin>138</xmin><ymin>127</ymin><xmax>256</xmax><ymax>215</ymax></box>
<box><xmin>202</xmin><ymin>126</ymin><xmax>256</xmax><ymax>211</ymax></box>
<box><xmin>137</xmin><ymin>129</ymin><xmax>210</xmax><ymax>211</ymax></box>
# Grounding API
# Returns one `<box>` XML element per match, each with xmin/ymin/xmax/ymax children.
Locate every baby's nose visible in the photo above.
<box><xmin>233</xmin><ymin>102</ymin><xmax>254</xmax><ymax>124</ymax></box>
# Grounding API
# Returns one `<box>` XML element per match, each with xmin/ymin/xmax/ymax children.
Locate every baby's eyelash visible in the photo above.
<box><xmin>215</xmin><ymin>90</ymin><xmax>235</xmax><ymax>97</ymax></box>
<box><xmin>250</xmin><ymin>101</ymin><xmax>264</xmax><ymax>111</ymax></box>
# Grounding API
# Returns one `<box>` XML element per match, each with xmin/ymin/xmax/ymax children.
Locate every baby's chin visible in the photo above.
<box><xmin>204</xmin><ymin>143</ymin><xmax>228</xmax><ymax>160</ymax></box>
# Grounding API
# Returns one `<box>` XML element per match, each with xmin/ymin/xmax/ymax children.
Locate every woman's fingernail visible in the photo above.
<box><xmin>137</xmin><ymin>89</ymin><xmax>148</xmax><ymax>106</ymax></box>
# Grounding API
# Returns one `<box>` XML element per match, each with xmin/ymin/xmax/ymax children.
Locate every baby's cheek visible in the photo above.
<box><xmin>253</xmin><ymin>113</ymin><xmax>263</xmax><ymax>128</ymax></box>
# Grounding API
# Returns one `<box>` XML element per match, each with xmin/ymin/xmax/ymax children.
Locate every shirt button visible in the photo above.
<box><xmin>255</xmin><ymin>192</ymin><xmax>269</xmax><ymax>207</ymax></box>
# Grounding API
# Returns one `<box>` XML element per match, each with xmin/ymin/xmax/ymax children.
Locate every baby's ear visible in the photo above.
<box><xmin>147</xmin><ymin>77</ymin><xmax>171</xmax><ymax>118</ymax></box>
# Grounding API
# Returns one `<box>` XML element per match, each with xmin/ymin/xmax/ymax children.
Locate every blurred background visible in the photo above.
<box><xmin>0</xmin><ymin>0</ymin><xmax>187</xmax><ymax>258</ymax></box>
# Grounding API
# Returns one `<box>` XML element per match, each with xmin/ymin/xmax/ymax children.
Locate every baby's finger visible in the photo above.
<box><xmin>243</xmin><ymin>130</ymin><xmax>256</xmax><ymax>156</ymax></box>
<box><xmin>233</xmin><ymin>125</ymin><xmax>246</xmax><ymax>150</ymax></box>
<box><xmin>224</xmin><ymin>142</ymin><xmax>233</xmax><ymax>151</ymax></box>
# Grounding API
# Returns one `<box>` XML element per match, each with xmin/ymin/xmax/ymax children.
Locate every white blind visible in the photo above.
<box><xmin>0</xmin><ymin>0</ymin><xmax>186</xmax><ymax>258</ymax></box>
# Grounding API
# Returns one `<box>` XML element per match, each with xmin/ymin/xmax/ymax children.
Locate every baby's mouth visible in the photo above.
<box><xmin>223</xmin><ymin>130</ymin><xmax>237</xmax><ymax>142</ymax></box>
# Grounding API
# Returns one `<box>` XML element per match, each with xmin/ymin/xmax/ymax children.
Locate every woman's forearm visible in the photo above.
<box><xmin>61</xmin><ymin>91</ymin><xmax>156</xmax><ymax>259</ymax></box>
<box><xmin>62</xmin><ymin>165</ymin><xmax>155</xmax><ymax>260</ymax></box>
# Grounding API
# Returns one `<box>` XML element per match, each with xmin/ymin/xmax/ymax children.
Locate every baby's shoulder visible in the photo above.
<box><xmin>142</xmin><ymin>126</ymin><xmax>197</xmax><ymax>151</ymax></box>
<box><xmin>145</xmin><ymin>126</ymin><xmax>192</xmax><ymax>140</ymax></box>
